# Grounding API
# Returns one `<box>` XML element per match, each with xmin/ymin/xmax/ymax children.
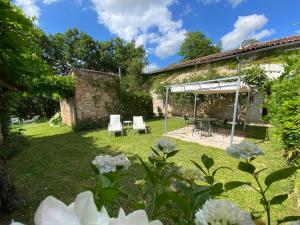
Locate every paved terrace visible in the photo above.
<box><xmin>166</xmin><ymin>127</ymin><xmax>245</xmax><ymax>150</ymax></box>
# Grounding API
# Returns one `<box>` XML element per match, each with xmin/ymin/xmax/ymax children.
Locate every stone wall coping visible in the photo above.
<box><xmin>69</xmin><ymin>68</ymin><xmax>119</xmax><ymax>78</ymax></box>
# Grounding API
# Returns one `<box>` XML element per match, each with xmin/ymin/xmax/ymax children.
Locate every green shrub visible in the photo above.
<box><xmin>49</xmin><ymin>112</ymin><xmax>62</xmax><ymax>127</ymax></box>
<box><xmin>119</xmin><ymin>91</ymin><xmax>153</xmax><ymax>120</ymax></box>
<box><xmin>268</xmin><ymin>52</ymin><xmax>300</xmax><ymax>161</ymax></box>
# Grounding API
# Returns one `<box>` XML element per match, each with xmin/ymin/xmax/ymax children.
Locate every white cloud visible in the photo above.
<box><xmin>14</xmin><ymin>0</ymin><xmax>61</xmax><ymax>22</ymax></box>
<box><xmin>15</xmin><ymin>0</ymin><xmax>40</xmax><ymax>19</ymax></box>
<box><xmin>144</xmin><ymin>63</ymin><xmax>159</xmax><ymax>73</ymax></box>
<box><xmin>154</xmin><ymin>30</ymin><xmax>186</xmax><ymax>58</ymax></box>
<box><xmin>221</xmin><ymin>14</ymin><xmax>275</xmax><ymax>50</ymax></box>
<box><xmin>228</xmin><ymin>0</ymin><xmax>244</xmax><ymax>8</ymax></box>
<box><xmin>43</xmin><ymin>0</ymin><xmax>60</xmax><ymax>4</ymax></box>
<box><xmin>91</xmin><ymin>0</ymin><xmax>186</xmax><ymax>59</ymax></box>
<box><xmin>296</xmin><ymin>30</ymin><xmax>300</xmax><ymax>34</ymax></box>
<box><xmin>180</xmin><ymin>4</ymin><xmax>192</xmax><ymax>17</ymax></box>
<box><xmin>198</xmin><ymin>0</ymin><xmax>245</xmax><ymax>8</ymax></box>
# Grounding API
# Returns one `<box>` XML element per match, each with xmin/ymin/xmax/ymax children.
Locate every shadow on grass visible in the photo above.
<box><xmin>2</xmin><ymin>131</ymin><xmax>147</xmax><ymax>225</ymax></box>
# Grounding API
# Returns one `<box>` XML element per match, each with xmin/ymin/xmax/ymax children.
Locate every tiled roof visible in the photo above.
<box><xmin>146</xmin><ymin>35</ymin><xmax>300</xmax><ymax>75</ymax></box>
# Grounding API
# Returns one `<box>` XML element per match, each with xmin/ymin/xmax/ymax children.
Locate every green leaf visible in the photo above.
<box><xmin>192</xmin><ymin>160</ymin><xmax>207</xmax><ymax>176</ymax></box>
<box><xmin>224</xmin><ymin>181</ymin><xmax>251</xmax><ymax>191</ymax></box>
<box><xmin>98</xmin><ymin>174</ymin><xmax>111</xmax><ymax>188</ymax></box>
<box><xmin>201</xmin><ymin>154</ymin><xmax>214</xmax><ymax>170</ymax></box>
<box><xmin>138</xmin><ymin>156</ymin><xmax>156</xmax><ymax>186</ymax></box>
<box><xmin>151</xmin><ymin>147</ymin><xmax>160</xmax><ymax>156</ymax></box>
<box><xmin>264</xmin><ymin>166</ymin><xmax>300</xmax><ymax>187</ymax></box>
<box><xmin>155</xmin><ymin>192</ymin><xmax>191</xmax><ymax>217</ymax></box>
<box><xmin>212</xmin><ymin>166</ymin><xmax>232</xmax><ymax>177</ymax></box>
<box><xmin>204</xmin><ymin>176</ymin><xmax>214</xmax><ymax>185</ymax></box>
<box><xmin>278</xmin><ymin>216</ymin><xmax>300</xmax><ymax>224</ymax></box>
<box><xmin>210</xmin><ymin>183</ymin><xmax>224</xmax><ymax>196</ymax></box>
<box><xmin>238</xmin><ymin>161</ymin><xmax>255</xmax><ymax>174</ymax></box>
<box><xmin>270</xmin><ymin>194</ymin><xmax>288</xmax><ymax>205</ymax></box>
<box><xmin>166</xmin><ymin>150</ymin><xmax>179</xmax><ymax>158</ymax></box>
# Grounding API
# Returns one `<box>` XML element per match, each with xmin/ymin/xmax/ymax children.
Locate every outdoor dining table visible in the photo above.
<box><xmin>194</xmin><ymin>117</ymin><xmax>218</xmax><ymax>136</ymax></box>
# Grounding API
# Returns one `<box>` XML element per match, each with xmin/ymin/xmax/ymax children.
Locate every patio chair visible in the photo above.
<box><xmin>133</xmin><ymin>116</ymin><xmax>147</xmax><ymax>134</ymax></box>
<box><xmin>23</xmin><ymin>115</ymin><xmax>40</xmax><ymax>124</ymax></box>
<box><xmin>10</xmin><ymin>117</ymin><xmax>21</xmax><ymax>125</ymax></box>
<box><xmin>214</xmin><ymin>119</ymin><xmax>228</xmax><ymax>138</ymax></box>
<box><xmin>108</xmin><ymin>115</ymin><xmax>123</xmax><ymax>136</ymax></box>
<box><xmin>184</xmin><ymin>116</ymin><xmax>195</xmax><ymax>130</ymax></box>
<box><xmin>192</xmin><ymin>121</ymin><xmax>206</xmax><ymax>138</ymax></box>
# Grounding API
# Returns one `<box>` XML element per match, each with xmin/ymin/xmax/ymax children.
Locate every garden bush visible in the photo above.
<box><xmin>119</xmin><ymin>90</ymin><xmax>153</xmax><ymax>120</ymax></box>
<box><xmin>268</xmin><ymin>52</ymin><xmax>300</xmax><ymax>161</ymax></box>
<box><xmin>49</xmin><ymin>112</ymin><xmax>62</xmax><ymax>127</ymax></box>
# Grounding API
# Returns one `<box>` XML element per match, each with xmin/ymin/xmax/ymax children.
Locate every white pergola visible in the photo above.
<box><xmin>164</xmin><ymin>76</ymin><xmax>252</xmax><ymax>146</ymax></box>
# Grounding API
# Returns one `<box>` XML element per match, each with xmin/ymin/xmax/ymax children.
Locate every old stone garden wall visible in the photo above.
<box><xmin>61</xmin><ymin>68</ymin><xmax>119</xmax><ymax>126</ymax></box>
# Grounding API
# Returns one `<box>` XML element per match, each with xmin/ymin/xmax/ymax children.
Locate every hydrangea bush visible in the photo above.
<box><xmin>12</xmin><ymin>139</ymin><xmax>300</xmax><ymax>225</ymax></box>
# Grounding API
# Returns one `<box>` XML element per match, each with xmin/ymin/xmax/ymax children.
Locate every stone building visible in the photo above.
<box><xmin>60</xmin><ymin>68</ymin><xmax>119</xmax><ymax>126</ymax></box>
<box><xmin>146</xmin><ymin>35</ymin><xmax>300</xmax><ymax>123</ymax></box>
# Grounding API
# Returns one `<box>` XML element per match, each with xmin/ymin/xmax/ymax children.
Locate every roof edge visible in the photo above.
<box><xmin>146</xmin><ymin>34</ymin><xmax>300</xmax><ymax>75</ymax></box>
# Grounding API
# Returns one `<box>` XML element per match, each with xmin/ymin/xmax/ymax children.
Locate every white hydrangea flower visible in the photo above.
<box><xmin>156</xmin><ymin>138</ymin><xmax>176</xmax><ymax>154</ymax></box>
<box><xmin>195</xmin><ymin>199</ymin><xmax>255</xmax><ymax>225</ymax></box>
<box><xmin>290</xmin><ymin>220</ymin><xmax>300</xmax><ymax>225</ymax></box>
<box><xmin>226</xmin><ymin>141</ymin><xmax>264</xmax><ymax>159</ymax></box>
<box><xmin>92</xmin><ymin>154</ymin><xmax>131</xmax><ymax>174</ymax></box>
<box><xmin>109</xmin><ymin>208</ymin><xmax>163</xmax><ymax>225</ymax></box>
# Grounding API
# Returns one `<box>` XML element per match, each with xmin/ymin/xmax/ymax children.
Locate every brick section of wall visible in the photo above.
<box><xmin>60</xmin><ymin>69</ymin><xmax>119</xmax><ymax>126</ymax></box>
<box><xmin>60</xmin><ymin>99</ymin><xmax>75</xmax><ymax>126</ymax></box>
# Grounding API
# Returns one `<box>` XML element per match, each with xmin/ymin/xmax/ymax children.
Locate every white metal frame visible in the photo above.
<box><xmin>164</xmin><ymin>76</ymin><xmax>251</xmax><ymax>146</ymax></box>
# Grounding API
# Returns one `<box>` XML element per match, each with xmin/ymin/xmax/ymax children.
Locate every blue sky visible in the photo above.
<box><xmin>14</xmin><ymin>0</ymin><xmax>300</xmax><ymax>72</ymax></box>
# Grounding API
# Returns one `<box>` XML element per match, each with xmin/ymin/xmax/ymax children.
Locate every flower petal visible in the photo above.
<box><xmin>10</xmin><ymin>220</ymin><xmax>25</xmax><ymax>225</ymax></box>
<box><xmin>73</xmin><ymin>191</ymin><xmax>100</xmax><ymax>225</ymax></box>
<box><xmin>34</xmin><ymin>196</ymin><xmax>80</xmax><ymax>225</ymax></box>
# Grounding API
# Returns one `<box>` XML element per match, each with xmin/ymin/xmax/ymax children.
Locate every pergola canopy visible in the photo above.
<box><xmin>169</xmin><ymin>77</ymin><xmax>251</xmax><ymax>94</ymax></box>
<box><xmin>164</xmin><ymin>76</ymin><xmax>253</xmax><ymax>146</ymax></box>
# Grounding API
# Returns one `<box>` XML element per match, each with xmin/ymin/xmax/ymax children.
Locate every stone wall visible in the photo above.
<box><xmin>60</xmin><ymin>69</ymin><xmax>119</xmax><ymax>126</ymax></box>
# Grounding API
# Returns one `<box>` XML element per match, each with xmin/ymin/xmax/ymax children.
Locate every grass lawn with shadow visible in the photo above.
<box><xmin>2</xmin><ymin>118</ymin><xmax>299</xmax><ymax>224</ymax></box>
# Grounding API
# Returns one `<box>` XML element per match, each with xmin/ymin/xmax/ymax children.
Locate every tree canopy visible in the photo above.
<box><xmin>0</xmin><ymin>0</ymin><xmax>74</xmax><ymax>98</ymax></box>
<box><xmin>178</xmin><ymin>31</ymin><xmax>221</xmax><ymax>62</ymax></box>
<box><xmin>40</xmin><ymin>29</ymin><xmax>147</xmax><ymax>76</ymax></box>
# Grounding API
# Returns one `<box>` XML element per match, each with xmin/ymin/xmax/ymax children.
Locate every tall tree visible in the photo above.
<box><xmin>241</xmin><ymin>38</ymin><xmax>259</xmax><ymax>47</ymax></box>
<box><xmin>122</xmin><ymin>58</ymin><xmax>144</xmax><ymax>91</ymax></box>
<box><xmin>0</xmin><ymin>0</ymin><xmax>74</xmax><ymax>213</ymax></box>
<box><xmin>178</xmin><ymin>31</ymin><xmax>221</xmax><ymax>61</ymax></box>
<box><xmin>40</xmin><ymin>31</ymin><xmax>147</xmax><ymax>76</ymax></box>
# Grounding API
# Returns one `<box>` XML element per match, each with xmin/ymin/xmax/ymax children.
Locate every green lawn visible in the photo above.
<box><xmin>3</xmin><ymin>118</ymin><xmax>299</xmax><ymax>224</ymax></box>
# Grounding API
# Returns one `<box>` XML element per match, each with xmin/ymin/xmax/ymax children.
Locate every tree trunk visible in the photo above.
<box><xmin>0</xmin><ymin>156</ymin><xmax>17</xmax><ymax>214</ymax></box>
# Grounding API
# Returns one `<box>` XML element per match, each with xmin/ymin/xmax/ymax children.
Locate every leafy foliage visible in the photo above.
<box><xmin>241</xmin><ymin>39</ymin><xmax>259</xmax><ymax>48</ymax></box>
<box><xmin>40</xmin><ymin>30</ymin><xmax>146</xmax><ymax>76</ymax></box>
<box><xmin>49</xmin><ymin>112</ymin><xmax>62</xmax><ymax>127</ymax></box>
<box><xmin>153</xmin><ymin>66</ymin><xmax>224</xmax><ymax>111</ymax></box>
<box><xmin>231</xmin><ymin>157</ymin><xmax>299</xmax><ymax>225</ymax></box>
<box><xmin>179</xmin><ymin>31</ymin><xmax>221</xmax><ymax>61</ymax></box>
<box><xmin>242</xmin><ymin>65</ymin><xmax>269</xmax><ymax>88</ymax></box>
<box><xmin>268</xmin><ymin>51</ymin><xmax>300</xmax><ymax>160</ymax></box>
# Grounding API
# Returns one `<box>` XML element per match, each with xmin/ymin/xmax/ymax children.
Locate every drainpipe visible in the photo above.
<box><xmin>236</xmin><ymin>55</ymin><xmax>240</xmax><ymax>73</ymax></box>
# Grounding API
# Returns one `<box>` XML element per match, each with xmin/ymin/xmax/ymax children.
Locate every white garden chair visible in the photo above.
<box><xmin>108</xmin><ymin>115</ymin><xmax>123</xmax><ymax>136</ymax></box>
<box><xmin>133</xmin><ymin>116</ymin><xmax>147</xmax><ymax>134</ymax></box>
<box><xmin>23</xmin><ymin>115</ymin><xmax>40</xmax><ymax>124</ymax></box>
